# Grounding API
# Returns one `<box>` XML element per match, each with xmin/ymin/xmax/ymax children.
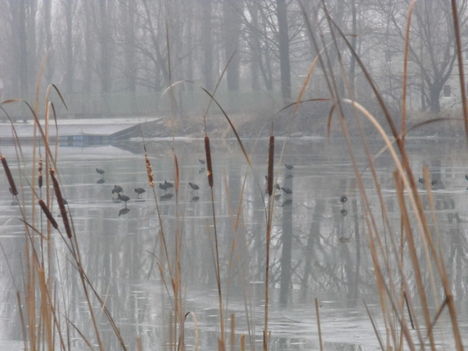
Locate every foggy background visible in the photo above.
<box><xmin>0</xmin><ymin>0</ymin><xmax>466</xmax><ymax>122</ymax></box>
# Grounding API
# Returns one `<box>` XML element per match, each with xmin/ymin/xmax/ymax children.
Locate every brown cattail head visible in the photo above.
<box><xmin>38</xmin><ymin>158</ymin><xmax>43</xmax><ymax>189</ymax></box>
<box><xmin>50</xmin><ymin>169</ymin><xmax>72</xmax><ymax>238</ymax></box>
<box><xmin>204</xmin><ymin>136</ymin><xmax>213</xmax><ymax>188</ymax></box>
<box><xmin>38</xmin><ymin>200</ymin><xmax>58</xmax><ymax>229</ymax></box>
<box><xmin>1</xmin><ymin>155</ymin><xmax>18</xmax><ymax>196</ymax></box>
<box><xmin>267</xmin><ymin>136</ymin><xmax>275</xmax><ymax>197</ymax></box>
<box><xmin>173</xmin><ymin>153</ymin><xmax>180</xmax><ymax>193</ymax></box>
<box><xmin>144</xmin><ymin>153</ymin><xmax>155</xmax><ymax>187</ymax></box>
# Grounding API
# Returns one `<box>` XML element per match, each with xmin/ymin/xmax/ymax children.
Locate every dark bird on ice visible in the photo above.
<box><xmin>340</xmin><ymin>195</ymin><xmax>348</xmax><ymax>203</ymax></box>
<box><xmin>159</xmin><ymin>182</ymin><xmax>169</xmax><ymax>191</ymax></box>
<box><xmin>188</xmin><ymin>182</ymin><xmax>199</xmax><ymax>191</ymax></box>
<box><xmin>118</xmin><ymin>193</ymin><xmax>130</xmax><ymax>207</ymax></box>
<box><xmin>285</xmin><ymin>163</ymin><xmax>294</xmax><ymax>170</ymax></box>
<box><xmin>281</xmin><ymin>186</ymin><xmax>292</xmax><ymax>194</ymax></box>
<box><xmin>118</xmin><ymin>208</ymin><xmax>130</xmax><ymax>216</ymax></box>
<box><xmin>96</xmin><ymin>168</ymin><xmax>105</xmax><ymax>175</ymax></box>
<box><xmin>198</xmin><ymin>159</ymin><xmax>206</xmax><ymax>165</ymax></box>
<box><xmin>112</xmin><ymin>185</ymin><xmax>123</xmax><ymax>194</ymax></box>
<box><xmin>134</xmin><ymin>188</ymin><xmax>146</xmax><ymax>198</ymax></box>
<box><xmin>159</xmin><ymin>180</ymin><xmax>174</xmax><ymax>191</ymax></box>
<box><xmin>191</xmin><ymin>195</ymin><xmax>200</xmax><ymax>202</ymax></box>
<box><xmin>97</xmin><ymin>178</ymin><xmax>105</xmax><ymax>184</ymax></box>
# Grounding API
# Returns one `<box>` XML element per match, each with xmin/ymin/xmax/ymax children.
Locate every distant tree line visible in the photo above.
<box><xmin>0</xmin><ymin>0</ymin><xmax>466</xmax><ymax>114</ymax></box>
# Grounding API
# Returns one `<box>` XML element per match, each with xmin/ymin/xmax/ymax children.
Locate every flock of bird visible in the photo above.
<box><xmin>93</xmin><ymin>164</ymin><xmax>468</xmax><ymax>217</ymax></box>
<box><xmin>95</xmin><ymin>167</ymin><xmax>201</xmax><ymax>216</ymax></box>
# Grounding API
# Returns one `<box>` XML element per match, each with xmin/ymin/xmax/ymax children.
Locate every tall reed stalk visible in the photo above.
<box><xmin>263</xmin><ymin>135</ymin><xmax>275</xmax><ymax>351</ymax></box>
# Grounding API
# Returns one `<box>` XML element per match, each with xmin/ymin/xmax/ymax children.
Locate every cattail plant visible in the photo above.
<box><xmin>38</xmin><ymin>200</ymin><xmax>58</xmax><ymax>230</ymax></box>
<box><xmin>145</xmin><ymin>152</ymin><xmax>155</xmax><ymax>188</ymax></box>
<box><xmin>204</xmin><ymin>136</ymin><xmax>214</xmax><ymax>188</ymax></box>
<box><xmin>263</xmin><ymin>135</ymin><xmax>275</xmax><ymax>351</ymax></box>
<box><xmin>50</xmin><ymin>169</ymin><xmax>72</xmax><ymax>239</ymax></box>
<box><xmin>1</xmin><ymin>155</ymin><xmax>18</xmax><ymax>196</ymax></box>
<box><xmin>204</xmin><ymin>134</ymin><xmax>225</xmax><ymax>348</ymax></box>
<box><xmin>38</xmin><ymin>158</ymin><xmax>43</xmax><ymax>189</ymax></box>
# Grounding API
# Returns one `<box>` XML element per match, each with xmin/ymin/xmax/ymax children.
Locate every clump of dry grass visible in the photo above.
<box><xmin>1</xmin><ymin>88</ymin><xmax>128</xmax><ymax>351</ymax></box>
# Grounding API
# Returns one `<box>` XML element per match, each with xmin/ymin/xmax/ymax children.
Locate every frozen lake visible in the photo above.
<box><xmin>0</xmin><ymin>136</ymin><xmax>467</xmax><ymax>350</ymax></box>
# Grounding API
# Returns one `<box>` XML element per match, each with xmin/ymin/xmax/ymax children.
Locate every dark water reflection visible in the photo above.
<box><xmin>1</xmin><ymin>137</ymin><xmax>467</xmax><ymax>350</ymax></box>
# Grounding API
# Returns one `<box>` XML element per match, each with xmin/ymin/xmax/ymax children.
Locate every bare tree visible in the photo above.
<box><xmin>277</xmin><ymin>0</ymin><xmax>291</xmax><ymax>102</ymax></box>
<box><xmin>223</xmin><ymin>0</ymin><xmax>242</xmax><ymax>91</ymax></box>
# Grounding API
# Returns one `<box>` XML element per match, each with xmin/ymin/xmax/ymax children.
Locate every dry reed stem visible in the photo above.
<box><xmin>38</xmin><ymin>200</ymin><xmax>58</xmax><ymax>230</ymax></box>
<box><xmin>427</xmin><ymin>296</ymin><xmax>449</xmax><ymax>338</ymax></box>
<box><xmin>67</xmin><ymin>318</ymin><xmax>96</xmax><ymax>351</ymax></box>
<box><xmin>202</xmin><ymin>52</ymin><xmax>237</xmax><ymax>131</ymax></box>
<box><xmin>403</xmin><ymin>292</ymin><xmax>415</xmax><ymax>330</ymax></box>
<box><xmin>230</xmin><ymin>314</ymin><xmax>236</xmax><ymax>351</ymax></box>
<box><xmin>314</xmin><ymin>298</ymin><xmax>324</xmax><ymax>351</ymax></box>
<box><xmin>16</xmin><ymin>292</ymin><xmax>28</xmax><ymax>351</ymax></box>
<box><xmin>136</xmin><ymin>336</ymin><xmax>143</xmax><ymax>351</ymax></box>
<box><xmin>201</xmin><ymin>89</ymin><xmax>252</xmax><ymax>167</ymax></box>
<box><xmin>38</xmin><ymin>267</ymin><xmax>67</xmax><ymax>350</ymax></box>
<box><xmin>364</xmin><ymin>302</ymin><xmax>385</xmax><ymax>351</ymax></box>
<box><xmin>294</xmin><ymin>55</ymin><xmax>321</xmax><ymax>113</ymax></box>
<box><xmin>421</xmin><ymin>166</ymin><xmax>440</xmax><ymax>303</ymax></box>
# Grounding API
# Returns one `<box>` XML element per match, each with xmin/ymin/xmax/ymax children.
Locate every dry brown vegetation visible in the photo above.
<box><xmin>1</xmin><ymin>2</ymin><xmax>467</xmax><ymax>350</ymax></box>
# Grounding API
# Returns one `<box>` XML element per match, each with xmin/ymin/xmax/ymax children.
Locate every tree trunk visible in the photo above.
<box><xmin>276</xmin><ymin>0</ymin><xmax>291</xmax><ymax>102</ymax></box>
<box><xmin>123</xmin><ymin>0</ymin><xmax>136</xmax><ymax>93</ymax></box>
<box><xmin>83</xmin><ymin>0</ymin><xmax>94</xmax><ymax>95</ymax></box>
<box><xmin>247</xmin><ymin>2</ymin><xmax>260</xmax><ymax>91</ymax></box>
<box><xmin>43</xmin><ymin>0</ymin><xmax>53</xmax><ymax>83</ymax></box>
<box><xmin>64</xmin><ymin>0</ymin><xmax>74</xmax><ymax>94</ymax></box>
<box><xmin>99</xmin><ymin>0</ymin><xmax>112</xmax><ymax>93</ymax></box>
<box><xmin>201</xmin><ymin>0</ymin><xmax>214</xmax><ymax>90</ymax></box>
<box><xmin>349</xmin><ymin>0</ymin><xmax>357</xmax><ymax>92</ymax></box>
<box><xmin>11</xmin><ymin>0</ymin><xmax>29</xmax><ymax>97</ymax></box>
<box><xmin>27</xmin><ymin>0</ymin><xmax>37</xmax><ymax>97</ymax></box>
<box><xmin>429</xmin><ymin>85</ymin><xmax>441</xmax><ymax>113</ymax></box>
<box><xmin>223</xmin><ymin>0</ymin><xmax>242</xmax><ymax>91</ymax></box>
<box><xmin>185</xmin><ymin>0</ymin><xmax>194</xmax><ymax>90</ymax></box>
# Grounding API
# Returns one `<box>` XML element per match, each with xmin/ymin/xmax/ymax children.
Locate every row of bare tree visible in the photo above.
<box><xmin>0</xmin><ymin>0</ymin><xmax>466</xmax><ymax>113</ymax></box>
